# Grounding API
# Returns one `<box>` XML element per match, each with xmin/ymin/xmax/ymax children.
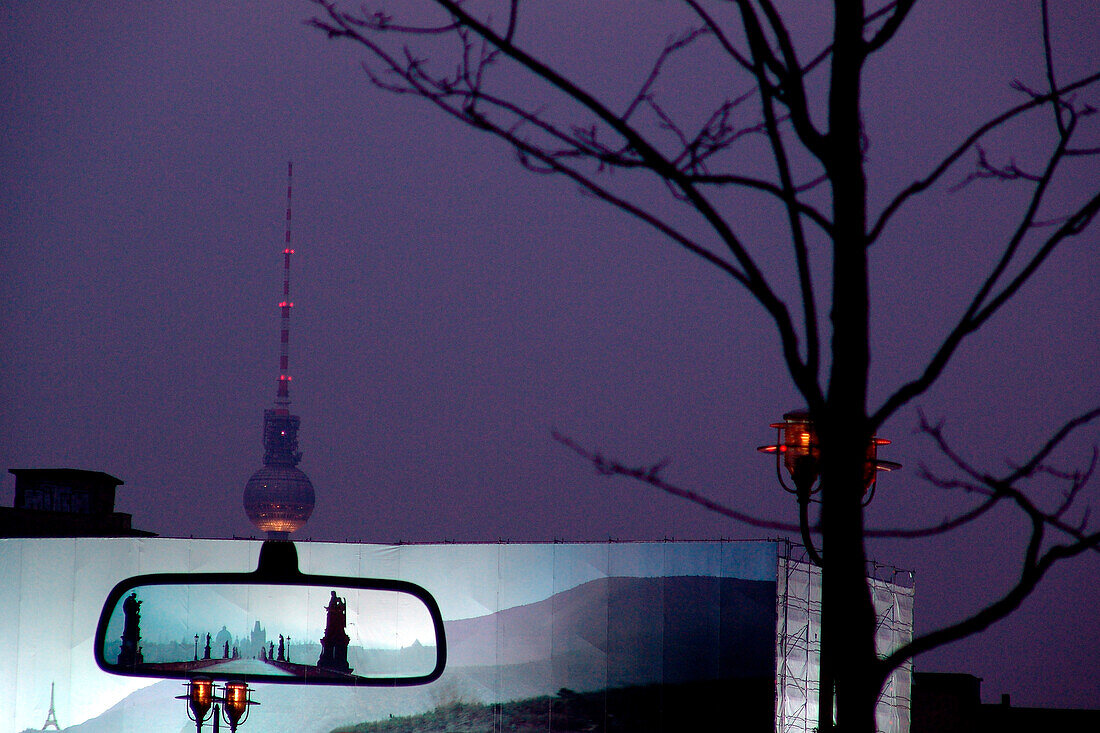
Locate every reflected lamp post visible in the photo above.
<box><xmin>758</xmin><ymin>410</ymin><xmax>900</xmax><ymax>566</ymax></box>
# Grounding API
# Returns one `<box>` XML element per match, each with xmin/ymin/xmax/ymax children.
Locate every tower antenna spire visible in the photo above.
<box><xmin>276</xmin><ymin>161</ymin><xmax>294</xmax><ymax>410</ymax></box>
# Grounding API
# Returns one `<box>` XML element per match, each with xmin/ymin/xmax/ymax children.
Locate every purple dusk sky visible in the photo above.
<box><xmin>2</xmin><ymin>0</ymin><xmax>1097</xmax><ymax>709</ymax></box>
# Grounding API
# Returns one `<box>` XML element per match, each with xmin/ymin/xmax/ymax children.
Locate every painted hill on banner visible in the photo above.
<box><xmin>443</xmin><ymin>575</ymin><xmax>775</xmax><ymax>700</ymax></box>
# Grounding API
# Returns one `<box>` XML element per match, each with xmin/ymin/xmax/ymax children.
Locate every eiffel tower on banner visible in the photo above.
<box><xmin>42</xmin><ymin>682</ymin><xmax>60</xmax><ymax>731</ymax></box>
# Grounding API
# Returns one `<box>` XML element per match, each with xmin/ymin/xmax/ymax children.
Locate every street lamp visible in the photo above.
<box><xmin>176</xmin><ymin>677</ymin><xmax>214</xmax><ymax>733</ymax></box>
<box><xmin>758</xmin><ymin>410</ymin><xmax>900</xmax><ymax>565</ymax></box>
<box><xmin>178</xmin><ymin>679</ymin><xmax>258</xmax><ymax>732</ymax></box>
<box><xmin>219</xmin><ymin>681</ymin><xmax>258</xmax><ymax>732</ymax></box>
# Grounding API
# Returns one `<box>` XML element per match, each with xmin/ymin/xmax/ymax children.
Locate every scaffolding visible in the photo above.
<box><xmin>775</xmin><ymin>542</ymin><xmax>914</xmax><ymax>733</ymax></box>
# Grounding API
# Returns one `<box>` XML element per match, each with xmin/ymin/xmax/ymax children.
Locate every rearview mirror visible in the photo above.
<box><xmin>94</xmin><ymin>542</ymin><xmax>446</xmax><ymax>685</ymax></box>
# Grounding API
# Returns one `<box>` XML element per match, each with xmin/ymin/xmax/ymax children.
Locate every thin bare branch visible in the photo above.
<box><xmin>622</xmin><ymin>27</ymin><xmax>709</xmax><ymax>124</ymax></box>
<box><xmin>505</xmin><ymin>0</ymin><xmax>518</xmax><ymax>43</ymax></box>
<box><xmin>310</xmin><ymin>3</ymin><xmax>759</xmax><ymax>288</ymax></box>
<box><xmin>864</xmin><ymin>496</ymin><xmax>1002</xmax><ymax>538</ymax></box>
<box><xmin>868</xmin><ymin>408</ymin><xmax>1100</xmax><ymax>540</ymax></box>
<box><xmin>879</xmin><ymin>529</ymin><xmax>1098</xmax><ymax>678</ymax></box>
<box><xmin>309</xmin><ymin>5</ymin><xmax>459</xmax><ymax>35</ymax></box>
<box><xmin>869</xmin><ymin>70</ymin><xmax>1100</xmax><ymax>245</ymax></box>
<box><xmin>318</xmin><ymin>0</ymin><xmax>821</xmax><ymax>403</ymax></box>
<box><xmin>687</xmin><ymin>172</ymin><xmax>834</xmax><ymax>233</ymax></box>
<box><xmin>738</xmin><ymin>0</ymin><xmax>827</xmax><ymax>157</ymax></box>
<box><xmin>913</xmin><ymin>409</ymin><xmax>1100</xmax><ymax>544</ymax></box>
<box><xmin>682</xmin><ymin>0</ymin><xmax>753</xmax><ymax>72</ymax></box>
<box><xmin>1039</xmin><ymin>0</ymin><xmax>1066</xmax><ymax>134</ymax></box>
<box><xmin>874</xmin><ymin>406</ymin><xmax>1100</xmax><ymax>676</ymax></box>
<box><xmin>462</xmin><ymin>107</ymin><xmax>752</xmax><ymax>285</ymax></box>
<box><xmin>552</xmin><ymin>431</ymin><xmax>802</xmax><ymax>533</ymax></box>
<box><xmin>741</xmin><ymin>0</ymin><xmax>821</xmax><ymax>378</ymax></box>
<box><xmin>872</xmin><ymin>148</ymin><xmax>1099</xmax><ymax>430</ymax></box>
<box><xmin>1006</xmin><ymin>407</ymin><xmax>1100</xmax><ymax>483</ymax></box>
<box><xmin>863</xmin><ymin>0</ymin><xmax>916</xmax><ymax>55</ymax></box>
<box><xmin>947</xmin><ymin>145</ymin><xmax>1044</xmax><ymax>192</ymax></box>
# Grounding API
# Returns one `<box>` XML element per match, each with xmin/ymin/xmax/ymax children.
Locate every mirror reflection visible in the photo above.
<box><xmin>100</xmin><ymin>583</ymin><xmax>440</xmax><ymax>682</ymax></box>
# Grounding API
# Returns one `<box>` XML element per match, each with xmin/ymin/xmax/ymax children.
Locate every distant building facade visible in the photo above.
<box><xmin>0</xmin><ymin>468</ymin><xmax>155</xmax><ymax>537</ymax></box>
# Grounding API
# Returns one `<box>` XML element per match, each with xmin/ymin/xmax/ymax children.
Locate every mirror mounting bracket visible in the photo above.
<box><xmin>254</xmin><ymin>539</ymin><xmax>303</xmax><ymax>580</ymax></box>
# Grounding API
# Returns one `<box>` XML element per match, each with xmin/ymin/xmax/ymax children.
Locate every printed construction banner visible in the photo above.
<box><xmin>1</xmin><ymin>538</ymin><xmax>781</xmax><ymax>733</ymax></box>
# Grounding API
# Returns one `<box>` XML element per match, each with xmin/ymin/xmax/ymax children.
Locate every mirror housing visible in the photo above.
<box><xmin>94</xmin><ymin>541</ymin><xmax>446</xmax><ymax>686</ymax></box>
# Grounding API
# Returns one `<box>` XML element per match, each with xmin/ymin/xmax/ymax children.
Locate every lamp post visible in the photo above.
<box><xmin>219</xmin><ymin>681</ymin><xmax>257</xmax><ymax>732</ymax></box>
<box><xmin>178</xmin><ymin>679</ymin><xmax>258</xmax><ymax>732</ymax></box>
<box><xmin>758</xmin><ymin>410</ymin><xmax>900</xmax><ymax>566</ymax></box>
<box><xmin>176</xmin><ymin>677</ymin><xmax>214</xmax><ymax>733</ymax></box>
<box><xmin>758</xmin><ymin>409</ymin><xmax>901</xmax><ymax>732</ymax></box>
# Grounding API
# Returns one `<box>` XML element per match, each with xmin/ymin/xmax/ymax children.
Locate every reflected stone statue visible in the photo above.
<box><xmin>277</xmin><ymin>634</ymin><xmax>285</xmax><ymax>662</ymax></box>
<box><xmin>317</xmin><ymin>590</ymin><xmax>353</xmax><ymax>674</ymax></box>
<box><xmin>204</xmin><ymin>633</ymin><xmax>212</xmax><ymax>661</ymax></box>
<box><xmin>118</xmin><ymin>593</ymin><xmax>141</xmax><ymax>667</ymax></box>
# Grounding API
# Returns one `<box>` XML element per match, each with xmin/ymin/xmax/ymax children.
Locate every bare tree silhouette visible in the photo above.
<box><xmin>308</xmin><ymin>2</ymin><xmax>1099</xmax><ymax>730</ymax></box>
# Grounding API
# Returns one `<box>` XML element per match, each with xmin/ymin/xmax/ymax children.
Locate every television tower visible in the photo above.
<box><xmin>243</xmin><ymin>162</ymin><xmax>316</xmax><ymax>539</ymax></box>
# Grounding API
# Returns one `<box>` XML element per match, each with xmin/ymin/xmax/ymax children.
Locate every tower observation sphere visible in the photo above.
<box><xmin>244</xmin><ymin>465</ymin><xmax>315</xmax><ymax>537</ymax></box>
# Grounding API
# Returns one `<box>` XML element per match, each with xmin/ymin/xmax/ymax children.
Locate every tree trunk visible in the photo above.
<box><xmin>821</xmin><ymin>2</ymin><xmax>879</xmax><ymax>732</ymax></box>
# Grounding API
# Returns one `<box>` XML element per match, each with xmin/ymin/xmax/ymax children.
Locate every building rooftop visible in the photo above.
<box><xmin>1</xmin><ymin>468</ymin><xmax>155</xmax><ymax>537</ymax></box>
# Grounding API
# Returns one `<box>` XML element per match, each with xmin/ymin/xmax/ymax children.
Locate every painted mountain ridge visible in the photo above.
<box><xmin>444</xmin><ymin>575</ymin><xmax>776</xmax><ymax>690</ymax></box>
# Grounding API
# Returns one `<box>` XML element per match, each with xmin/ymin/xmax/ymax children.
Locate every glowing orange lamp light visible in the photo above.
<box><xmin>757</xmin><ymin>410</ymin><xmax>901</xmax><ymax>504</ymax></box>
<box><xmin>220</xmin><ymin>681</ymin><xmax>257</xmax><ymax>732</ymax></box>
<box><xmin>176</xmin><ymin>677</ymin><xmax>214</xmax><ymax>733</ymax></box>
<box><xmin>757</xmin><ymin>409</ymin><xmax>901</xmax><ymax>566</ymax></box>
